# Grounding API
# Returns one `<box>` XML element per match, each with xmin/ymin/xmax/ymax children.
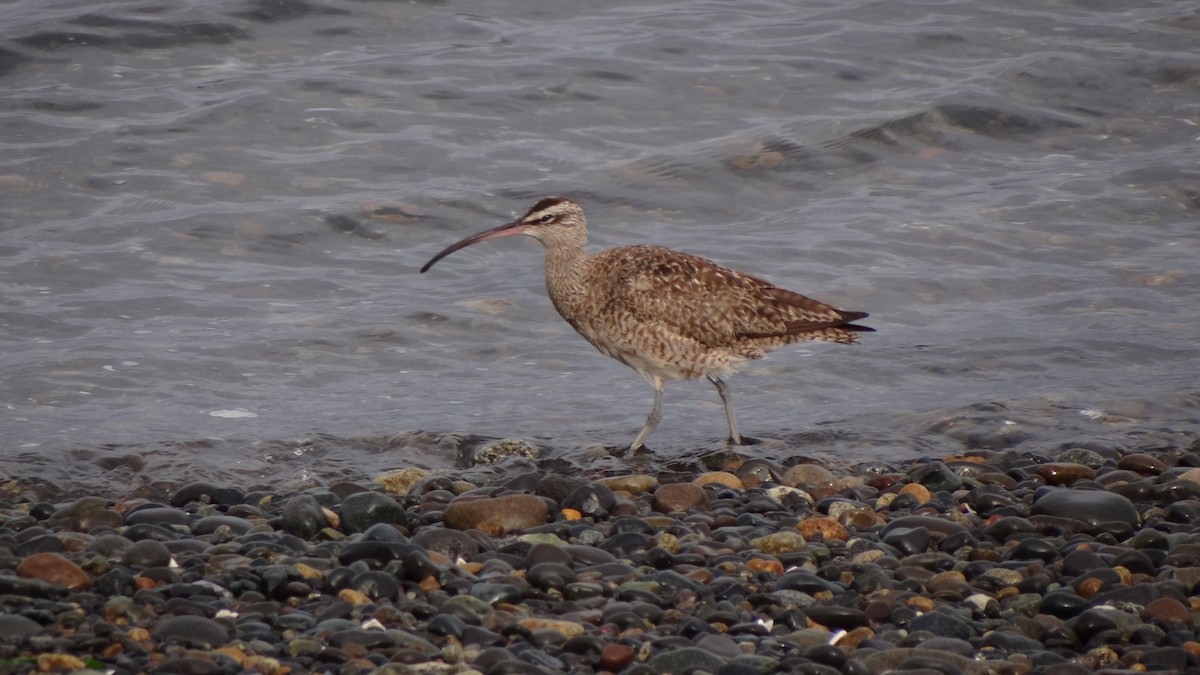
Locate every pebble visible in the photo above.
<box><xmin>443</xmin><ymin>494</ymin><xmax>549</xmax><ymax>532</ymax></box>
<box><xmin>2</xmin><ymin>447</ymin><xmax>1200</xmax><ymax>673</ymax></box>
<box><xmin>651</xmin><ymin>482</ymin><xmax>708</xmax><ymax>512</ymax></box>
<box><xmin>16</xmin><ymin>552</ymin><xmax>91</xmax><ymax>590</ymax></box>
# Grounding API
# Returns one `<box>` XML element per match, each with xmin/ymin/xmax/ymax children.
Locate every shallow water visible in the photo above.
<box><xmin>2</xmin><ymin>0</ymin><xmax>1198</xmax><ymax>497</ymax></box>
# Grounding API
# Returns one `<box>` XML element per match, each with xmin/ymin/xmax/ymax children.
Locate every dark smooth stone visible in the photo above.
<box><xmin>328</xmin><ymin>629</ymin><xmax>396</xmax><ymax>649</ymax></box>
<box><xmin>1155</xmin><ymin>479</ymin><xmax>1200</xmax><ymax>502</ymax></box>
<box><xmin>527</xmin><ymin>562</ymin><xmax>576</xmax><ymax>591</ymax></box>
<box><xmin>882</xmin><ymin>527</ymin><xmax>931</xmax><ymax>555</ymax></box>
<box><xmin>1067</xmin><ymin>608</ymin><xmax>1117</xmax><ymax>642</ymax></box>
<box><xmin>124</xmin><ymin>507</ymin><xmax>190</xmax><ymax>527</ymax></box>
<box><xmin>709</xmin><ymin>576</ymin><xmax>748</xmax><ymax>602</ymax></box>
<box><xmin>94</xmin><ymin>568</ymin><xmax>135</xmax><ymax>596</ymax></box>
<box><xmin>909</xmin><ymin>610</ymin><xmax>973</xmax><ymax>641</ymax></box>
<box><xmin>560</xmin><ymin>483</ymin><xmax>617</xmax><ymax>515</ymax></box>
<box><xmin>171</xmin><ymin>482</ymin><xmax>244</xmax><ymax>507</ymax></box>
<box><xmin>773</xmin><ymin>571</ymin><xmax>841</xmax><ymax>594</ymax></box>
<box><xmin>411</xmin><ymin>528</ymin><xmax>478</xmax><ymax>559</ymax></box>
<box><xmin>46</xmin><ymin>496</ymin><xmax>124</xmax><ymax>531</ymax></box>
<box><xmin>13</xmin><ymin>535</ymin><xmax>63</xmax><ymax>555</ymax></box>
<box><xmin>938</xmin><ymin>530</ymin><xmax>978</xmax><ymax>553</ymax></box>
<box><xmin>881</xmin><ymin>515</ymin><xmax>967</xmax><ymax>538</ymax></box>
<box><xmin>340</xmin><ymin>492</ymin><xmax>409</xmax><ymax>534</ymax></box>
<box><xmin>849</xmin><ymin>567</ymin><xmax>893</xmax><ymax>595</ymax></box>
<box><xmin>1061</xmin><ymin>549</ymin><xmax>1106</xmax><ymax>576</ymax></box>
<box><xmin>427</xmin><ymin>613</ymin><xmax>468</xmax><ymax>638</ymax></box>
<box><xmin>610</xmin><ymin>516</ymin><xmax>656</xmax><ymax>535</ymax></box>
<box><xmin>1032</xmin><ymin>489</ymin><xmax>1138</xmax><ymax>528</ymax></box>
<box><xmin>87</xmin><ymin>534</ymin><xmax>134</xmax><ymax>557</ymax></box>
<box><xmin>0</xmin><ymin>575</ymin><xmax>69</xmax><ymax>598</ymax></box>
<box><xmin>915</xmin><ymin>637</ymin><xmax>974</xmax><ymax>655</ymax></box>
<box><xmin>907</xmin><ymin>461</ymin><xmax>963</xmax><ymax>492</ymax></box>
<box><xmin>599</xmin><ymin>532</ymin><xmax>649</xmax><ymax>556</ymax></box>
<box><xmin>485</xmin><ymin>660</ymin><xmax>557</xmax><ymax>675</ymax></box>
<box><xmin>0</xmin><ymin>614</ymin><xmax>42</xmax><ymax>642</ymax></box>
<box><xmin>153</xmin><ymin>657</ymin><xmax>221</xmax><ymax>675</ymax></box>
<box><xmin>351</xmin><ymin>570</ymin><xmax>401</xmax><ymax>602</ymax></box>
<box><xmin>400</xmin><ymin>549</ymin><xmax>442</xmax><ymax>582</ymax></box>
<box><xmin>1112</xmin><ymin>549</ymin><xmax>1157</xmax><ymax>575</ymax></box>
<box><xmin>1088</xmin><ymin>583</ymin><xmax>1161</xmax><ymax>607</ymax></box>
<box><xmin>1041</xmin><ymin>590</ymin><xmax>1088</xmax><ymax>619</ymax></box>
<box><xmin>361</xmin><ymin>521</ymin><xmax>408</xmax><ymax>543</ymax></box>
<box><xmin>151</xmin><ymin>615</ymin><xmax>229</xmax><ymax>648</ymax></box>
<box><xmin>1141</xmin><ymin>646</ymin><xmax>1195</xmax><ymax>670</ymax></box>
<box><xmin>981</xmin><ymin>516</ymin><xmax>1037</xmax><ymax>542</ymax></box>
<box><xmin>524</xmin><ymin>542</ymin><xmax>573</xmax><ymax>567</ymax></box>
<box><xmin>644</xmin><ymin>646</ymin><xmax>729</xmax><ymax>674</ymax></box>
<box><xmin>1071</xmin><ymin>568</ymin><xmax>1121</xmax><ymax>593</ymax></box>
<box><xmin>802</xmin><ymin>606</ymin><xmax>867</xmax><ymax>629</ymax></box>
<box><xmin>1007</xmin><ymin>537</ymin><xmax>1059</xmax><ymax>563</ymax></box>
<box><xmin>470</xmin><ymin>582</ymin><xmax>522</xmax><ymax>606</ymax></box>
<box><xmin>563</xmin><ymin>544</ymin><xmax>616</xmax><ymax>566</ymax></box>
<box><xmin>803</xmin><ymin>643</ymin><xmax>847</xmax><ymax>669</ymax></box>
<box><xmin>121</xmin><ymin>539</ymin><xmax>173</xmax><ymax>568</ymax></box>
<box><xmin>122</xmin><ymin>523</ymin><xmax>181</xmax><ymax>542</ymax></box>
<box><xmin>461</xmin><ymin>625</ymin><xmax>505</xmax><ymax>648</ymax></box>
<box><xmin>1129</xmin><ymin>528</ymin><xmax>1170</xmax><ymax>550</ymax></box>
<box><xmin>980</xmin><ymin>630</ymin><xmax>1044</xmax><ymax>652</ymax></box>
<box><xmin>281</xmin><ymin>494</ymin><xmax>327</xmax><ymax>538</ymax></box>
<box><xmin>1165</xmin><ymin>500</ymin><xmax>1200</xmax><ymax>524</ymax></box>
<box><xmin>718</xmin><ymin>663</ymin><xmax>772</xmax><ymax>675</ymax></box>
<box><xmin>337</xmin><ymin>540</ymin><xmax>413</xmax><ymax>566</ymax></box>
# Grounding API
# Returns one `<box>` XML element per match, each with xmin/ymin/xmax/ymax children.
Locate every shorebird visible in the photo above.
<box><xmin>420</xmin><ymin>197</ymin><xmax>873</xmax><ymax>456</ymax></box>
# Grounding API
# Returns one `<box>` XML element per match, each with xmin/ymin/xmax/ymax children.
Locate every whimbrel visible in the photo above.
<box><xmin>421</xmin><ymin>197</ymin><xmax>873</xmax><ymax>456</ymax></box>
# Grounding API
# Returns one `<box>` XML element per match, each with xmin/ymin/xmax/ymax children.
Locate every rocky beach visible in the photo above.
<box><xmin>5</xmin><ymin>440</ymin><xmax>1200</xmax><ymax>674</ymax></box>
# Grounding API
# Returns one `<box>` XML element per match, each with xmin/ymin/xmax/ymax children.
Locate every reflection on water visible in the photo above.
<box><xmin>1</xmin><ymin>0</ymin><xmax>1197</xmax><ymax>497</ymax></box>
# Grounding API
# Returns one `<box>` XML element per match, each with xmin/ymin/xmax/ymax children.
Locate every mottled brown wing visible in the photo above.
<box><xmin>594</xmin><ymin>245</ymin><xmax>864</xmax><ymax>348</ymax></box>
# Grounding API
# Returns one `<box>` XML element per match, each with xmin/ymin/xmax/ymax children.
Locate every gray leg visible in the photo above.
<box><xmin>627</xmin><ymin>379</ymin><xmax>664</xmax><ymax>456</ymax></box>
<box><xmin>710</xmin><ymin>377</ymin><xmax>744</xmax><ymax>445</ymax></box>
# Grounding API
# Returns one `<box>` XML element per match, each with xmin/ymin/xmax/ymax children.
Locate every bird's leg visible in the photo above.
<box><xmin>709</xmin><ymin>377</ymin><xmax>745</xmax><ymax>445</ymax></box>
<box><xmin>627</xmin><ymin>378</ymin><xmax>664</xmax><ymax>457</ymax></box>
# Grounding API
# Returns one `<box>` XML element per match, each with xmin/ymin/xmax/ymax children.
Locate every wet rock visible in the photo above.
<box><xmin>652</xmin><ymin>483</ymin><xmax>708</xmax><ymax>512</ymax></box>
<box><xmin>281</xmin><ymin>493</ymin><xmax>328</xmax><ymax>538</ymax></box>
<box><xmin>16</xmin><ymin>552</ymin><xmax>90</xmax><ymax>590</ymax></box>
<box><xmin>560</xmin><ymin>482</ymin><xmax>616</xmax><ymax>515</ymax></box>
<box><xmin>783</xmin><ymin>463</ymin><xmax>837</xmax><ymax>488</ymax></box>
<box><xmin>45</xmin><ymin>496</ymin><xmax>123</xmax><ymax>531</ymax></box>
<box><xmin>0</xmin><ymin>614</ymin><xmax>42</xmax><ymax>642</ymax></box>
<box><xmin>596</xmin><ymin>474</ymin><xmax>658</xmax><ymax>494</ymax></box>
<box><xmin>124</xmin><ymin>505</ymin><xmax>190</xmax><ymax>527</ymax></box>
<box><xmin>121</xmin><ymin>539</ymin><xmax>172</xmax><ymax>568</ymax></box>
<box><xmin>645</xmin><ymin>646</ymin><xmax>729</xmax><ymax>673</ymax></box>
<box><xmin>171</xmin><ymin>482</ymin><xmax>244</xmax><ymax>506</ymax></box>
<box><xmin>339</xmin><ymin>491</ymin><xmax>409</xmax><ymax>533</ymax></box>
<box><xmin>152</xmin><ymin>615</ymin><xmax>229</xmax><ymax>648</ymax></box>
<box><xmin>443</xmin><ymin>494</ymin><xmax>549</xmax><ymax>532</ymax></box>
<box><xmin>1032</xmin><ymin>488</ymin><xmax>1139</xmax><ymax>528</ymax></box>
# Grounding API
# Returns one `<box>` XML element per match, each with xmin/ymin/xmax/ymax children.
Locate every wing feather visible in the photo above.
<box><xmin>591</xmin><ymin>245</ymin><xmax>868</xmax><ymax>349</ymax></box>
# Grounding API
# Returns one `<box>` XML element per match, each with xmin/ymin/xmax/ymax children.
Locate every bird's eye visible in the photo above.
<box><xmin>538</xmin><ymin>214</ymin><xmax>554</xmax><ymax>224</ymax></box>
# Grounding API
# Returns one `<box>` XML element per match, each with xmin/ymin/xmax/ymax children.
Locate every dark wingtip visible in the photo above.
<box><xmin>840</xmin><ymin>311</ymin><xmax>874</xmax><ymax>332</ymax></box>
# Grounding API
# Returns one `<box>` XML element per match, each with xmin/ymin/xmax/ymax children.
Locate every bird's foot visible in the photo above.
<box><xmin>624</xmin><ymin>443</ymin><xmax>646</xmax><ymax>459</ymax></box>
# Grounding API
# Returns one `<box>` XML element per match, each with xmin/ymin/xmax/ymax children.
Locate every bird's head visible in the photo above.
<box><xmin>420</xmin><ymin>197</ymin><xmax>587</xmax><ymax>273</ymax></box>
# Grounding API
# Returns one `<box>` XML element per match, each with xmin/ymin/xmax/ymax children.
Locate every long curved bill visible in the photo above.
<box><xmin>419</xmin><ymin>219</ymin><xmax>527</xmax><ymax>273</ymax></box>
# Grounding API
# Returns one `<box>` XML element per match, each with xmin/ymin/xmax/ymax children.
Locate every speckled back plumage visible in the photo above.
<box><xmin>550</xmin><ymin>243</ymin><xmax>868</xmax><ymax>382</ymax></box>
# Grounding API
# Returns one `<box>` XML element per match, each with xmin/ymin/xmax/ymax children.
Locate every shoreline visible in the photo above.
<box><xmin>3</xmin><ymin>445</ymin><xmax>1200</xmax><ymax>673</ymax></box>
